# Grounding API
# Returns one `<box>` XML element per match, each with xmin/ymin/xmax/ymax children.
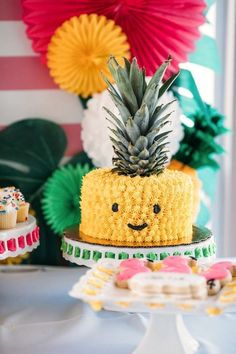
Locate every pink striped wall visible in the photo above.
<box><xmin>0</xmin><ymin>0</ymin><xmax>83</xmax><ymax>157</ymax></box>
<box><xmin>0</xmin><ymin>57</ymin><xmax>57</xmax><ymax>90</ymax></box>
<box><xmin>0</xmin><ymin>0</ymin><xmax>22</xmax><ymax>20</ymax></box>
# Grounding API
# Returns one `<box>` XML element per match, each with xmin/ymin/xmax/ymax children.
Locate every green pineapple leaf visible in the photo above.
<box><xmin>104</xmin><ymin>56</ymin><xmax>178</xmax><ymax>176</ymax></box>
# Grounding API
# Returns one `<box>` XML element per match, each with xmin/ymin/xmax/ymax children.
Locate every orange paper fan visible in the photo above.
<box><xmin>47</xmin><ymin>14</ymin><xmax>130</xmax><ymax>97</ymax></box>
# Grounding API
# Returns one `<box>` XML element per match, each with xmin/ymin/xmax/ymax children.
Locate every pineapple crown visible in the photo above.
<box><xmin>103</xmin><ymin>56</ymin><xmax>179</xmax><ymax>177</ymax></box>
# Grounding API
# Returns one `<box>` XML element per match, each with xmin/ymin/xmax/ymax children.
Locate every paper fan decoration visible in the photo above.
<box><xmin>42</xmin><ymin>164</ymin><xmax>91</xmax><ymax>234</ymax></box>
<box><xmin>174</xmin><ymin>104</ymin><xmax>228</xmax><ymax>170</ymax></box>
<box><xmin>47</xmin><ymin>14</ymin><xmax>130</xmax><ymax>96</ymax></box>
<box><xmin>81</xmin><ymin>86</ymin><xmax>184</xmax><ymax>167</ymax></box>
<box><xmin>22</xmin><ymin>0</ymin><xmax>206</xmax><ymax>75</ymax></box>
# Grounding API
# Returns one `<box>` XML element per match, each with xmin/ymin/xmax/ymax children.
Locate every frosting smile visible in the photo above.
<box><xmin>127</xmin><ymin>223</ymin><xmax>148</xmax><ymax>231</ymax></box>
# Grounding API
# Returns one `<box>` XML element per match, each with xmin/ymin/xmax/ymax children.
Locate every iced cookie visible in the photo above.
<box><xmin>218</xmin><ymin>280</ymin><xmax>236</xmax><ymax>304</ymax></box>
<box><xmin>206</xmin><ymin>279</ymin><xmax>221</xmax><ymax>296</ymax></box>
<box><xmin>188</xmin><ymin>256</ymin><xmax>198</xmax><ymax>268</ymax></box>
<box><xmin>159</xmin><ymin>256</ymin><xmax>192</xmax><ymax>274</ymax></box>
<box><xmin>128</xmin><ymin>272</ymin><xmax>207</xmax><ymax>300</ymax></box>
<box><xmin>202</xmin><ymin>263</ymin><xmax>232</xmax><ymax>287</ymax></box>
<box><xmin>116</xmin><ymin>259</ymin><xmax>150</xmax><ymax>289</ymax></box>
<box><xmin>97</xmin><ymin>260</ymin><xmax>118</xmax><ymax>275</ymax></box>
<box><xmin>212</xmin><ymin>261</ymin><xmax>236</xmax><ymax>278</ymax></box>
<box><xmin>147</xmin><ymin>260</ymin><xmax>162</xmax><ymax>271</ymax></box>
<box><xmin>119</xmin><ymin>258</ymin><xmax>147</xmax><ymax>270</ymax></box>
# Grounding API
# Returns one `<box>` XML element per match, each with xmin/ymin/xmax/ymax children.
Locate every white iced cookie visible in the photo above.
<box><xmin>128</xmin><ymin>272</ymin><xmax>207</xmax><ymax>300</ymax></box>
<box><xmin>97</xmin><ymin>260</ymin><xmax>118</xmax><ymax>274</ymax></box>
<box><xmin>218</xmin><ymin>280</ymin><xmax>236</xmax><ymax>304</ymax></box>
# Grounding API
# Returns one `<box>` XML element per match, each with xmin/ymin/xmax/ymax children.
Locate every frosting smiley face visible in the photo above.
<box><xmin>112</xmin><ymin>202</ymin><xmax>161</xmax><ymax>232</ymax></box>
<box><xmin>127</xmin><ymin>222</ymin><xmax>148</xmax><ymax>231</ymax></box>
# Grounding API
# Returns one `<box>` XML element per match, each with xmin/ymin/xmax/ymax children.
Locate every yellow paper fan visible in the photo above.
<box><xmin>47</xmin><ymin>14</ymin><xmax>130</xmax><ymax>97</ymax></box>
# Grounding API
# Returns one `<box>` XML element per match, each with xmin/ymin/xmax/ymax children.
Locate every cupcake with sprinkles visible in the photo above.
<box><xmin>13</xmin><ymin>188</ymin><xmax>30</xmax><ymax>222</ymax></box>
<box><xmin>0</xmin><ymin>187</ymin><xmax>30</xmax><ymax>223</ymax></box>
<box><xmin>0</xmin><ymin>192</ymin><xmax>18</xmax><ymax>229</ymax></box>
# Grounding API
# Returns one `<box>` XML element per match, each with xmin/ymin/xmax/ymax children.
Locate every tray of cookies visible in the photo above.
<box><xmin>70</xmin><ymin>256</ymin><xmax>236</xmax><ymax>314</ymax></box>
<box><xmin>70</xmin><ymin>256</ymin><xmax>236</xmax><ymax>354</ymax></box>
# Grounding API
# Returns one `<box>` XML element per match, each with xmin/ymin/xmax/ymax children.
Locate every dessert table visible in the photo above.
<box><xmin>0</xmin><ymin>264</ymin><xmax>236</xmax><ymax>354</ymax></box>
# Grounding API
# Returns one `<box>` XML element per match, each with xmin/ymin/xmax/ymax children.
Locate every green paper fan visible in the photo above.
<box><xmin>42</xmin><ymin>163</ymin><xmax>92</xmax><ymax>234</ymax></box>
<box><xmin>174</xmin><ymin>104</ymin><xmax>228</xmax><ymax>170</ymax></box>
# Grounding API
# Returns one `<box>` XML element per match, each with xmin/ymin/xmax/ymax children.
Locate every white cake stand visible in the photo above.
<box><xmin>70</xmin><ymin>260</ymin><xmax>236</xmax><ymax>354</ymax></box>
<box><xmin>62</xmin><ymin>225</ymin><xmax>216</xmax><ymax>266</ymax></box>
<box><xmin>109</xmin><ymin>310</ymin><xmax>199</xmax><ymax>354</ymax></box>
<box><xmin>0</xmin><ymin>215</ymin><xmax>40</xmax><ymax>260</ymax></box>
<box><xmin>103</xmin><ymin>300</ymin><xmax>201</xmax><ymax>354</ymax></box>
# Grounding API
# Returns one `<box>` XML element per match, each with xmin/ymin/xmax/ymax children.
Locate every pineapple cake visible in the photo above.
<box><xmin>80</xmin><ymin>56</ymin><xmax>194</xmax><ymax>246</ymax></box>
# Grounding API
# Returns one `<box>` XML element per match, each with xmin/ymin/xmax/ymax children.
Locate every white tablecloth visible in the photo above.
<box><xmin>0</xmin><ymin>265</ymin><xmax>236</xmax><ymax>354</ymax></box>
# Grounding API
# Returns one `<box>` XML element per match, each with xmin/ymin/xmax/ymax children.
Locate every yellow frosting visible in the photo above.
<box><xmin>97</xmin><ymin>266</ymin><xmax>114</xmax><ymax>275</ymax></box>
<box><xmin>82</xmin><ymin>287</ymin><xmax>98</xmax><ymax>296</ymax></box>
<box><xmin>146</xmin><ymin>303</ymin><xmax>165</xmax><ymax>309</ymax></box>
<box><xmin>168</xmin><ymin>160</ymin><xmax>201</xmax><ymax>222</ymax></box>
<box><xmin>80</xmin><ymin>168</ymin><xmax>193</xmax><ymax>246</ymax></box>
<box><xmin>87</xmin><ymin>279</ymin><xmax>104</xmax><ymax>289</ymax></box>
<box><xmin>93</xmin><ymin>271</ymin><xmax>110</xmax><ymax>281</ymax></box>
<box><xmin>88</xmin><ymin>301</ymin><xmax>102</xmax><ymax>311</ymax></box>
<box><xmin>206</xmin><ymin>307</ymin><xmax>223</xmax><ymax>316</ymax></box>
<box><xmin>115</xmin><ymin>301</ymin><xmax>131</xmax><ymax>308</ymax></box>
<box><xmin>176</xmin><ymin>303</ymin><xmax>194</xmax><ymax>311</ymax></box>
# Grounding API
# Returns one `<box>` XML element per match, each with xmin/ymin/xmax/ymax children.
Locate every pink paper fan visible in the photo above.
<box><xmin>22</xmin><ymin>0</ymin><xmax>206</xmax><ymax>75</ymax></box>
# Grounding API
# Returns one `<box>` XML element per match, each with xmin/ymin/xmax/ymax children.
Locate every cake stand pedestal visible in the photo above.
<box><xmin>62</xmin><ymin>225</ymin><xmax>215</xmax><ymax>266</ymax></box>
<box><xmin>132</xmin><ymin>313</ymin><xmax>198</xmax><ymax>354</ymax></box>
<box><xmin>0</xmin><ymin>215</ymin><xmax>40</xmax><ymax>260</ymax></box>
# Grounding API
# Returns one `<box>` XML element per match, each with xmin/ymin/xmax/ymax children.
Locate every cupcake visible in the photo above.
<box><xmin>12</xmin><ymin>189</ymin><xmax>29</xmax><ymax>222</ymax></box>
<box><xmin>0</xmin><ymin>187</ymin><xmax>30</xmax><ymax>223</ymax></box>
<box><xmin>0</xmin><ymin>194</ymin><xmax>18</xmax><ymax>229</ymax></box>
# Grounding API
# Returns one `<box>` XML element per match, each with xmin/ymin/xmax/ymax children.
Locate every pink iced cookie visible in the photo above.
<box><xmin>160</xmin><ymin>256</ymin><xmax>192</xmax><ymax>274</ymax></box>
<box><xmin>116</xmin><ymin>258</ymin><xmax>151</xmax><ymax>288</ymax></box>
<box><xmin>212</xmin><ymin>261</ymin><xmax>233</xmax><ymax>270</ymax></box>
<box><xmin>201</xmin><ymin>262</ymin><xmax>233</xmax><ymax>286</ymax></box>
<box><xmin>116</xmin><ymin>262</ymin><xmax>151</xmax><ymax>289</ymax></box>
<box><xmin>116</xmin><ymin>266</ymin><xmax>151</xmax><ymax>282</ymax></box>
<box><xmin>211</xmin><ymin>261</ymin><xmax>236</xmax><ymax>277</ymax></box>
<box><xmin>120</xmin><ymin>258</ymin><xmax>146</xmax><ymax>269</ymax></box>
<box><xmin>163</xmin><ymin>256</ymin><xmax>189</xmax><ymax>266</ymax></box>
<box><xmin>202</xmin><ymin>268</ymin><xmax>229</xmax><ymax>280</ymax></box>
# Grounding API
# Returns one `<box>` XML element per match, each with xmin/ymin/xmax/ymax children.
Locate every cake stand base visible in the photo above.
<box><xmin>133</xmin><ymin>313</ymin><xmax>198</xmax><ymax>354</ymax></box>
<box><xmin>0</xmin><ymin>215</ymin><xmax>39</xmax><ymax>260</ymax></box>
<box><xmin>62</xmin><ymin>225</ymin><xmax>215</xmax><ymax>266</ymax></box>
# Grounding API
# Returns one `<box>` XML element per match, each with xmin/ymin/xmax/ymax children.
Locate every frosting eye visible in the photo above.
<box><xmin>153</xmin><ymin>204</ymin><xmax>161</xmax><ymax>214</ymax></box>
<box><xmin>112</xmin><ymin>203</ymin><xmax>119</xmax><ymax>212</ymax></box>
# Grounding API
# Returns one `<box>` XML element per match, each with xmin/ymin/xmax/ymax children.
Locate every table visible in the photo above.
<box><xmin>0</xmin><ymin>265</ymin><xmax>236</xmax><ymax>354</ymax></box>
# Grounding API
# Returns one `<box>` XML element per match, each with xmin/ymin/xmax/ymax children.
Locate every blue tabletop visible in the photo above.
<box><xmin>0</xmin><ymin>265</ymin><xmax>236</xmax><ymax>354</ymax></box>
